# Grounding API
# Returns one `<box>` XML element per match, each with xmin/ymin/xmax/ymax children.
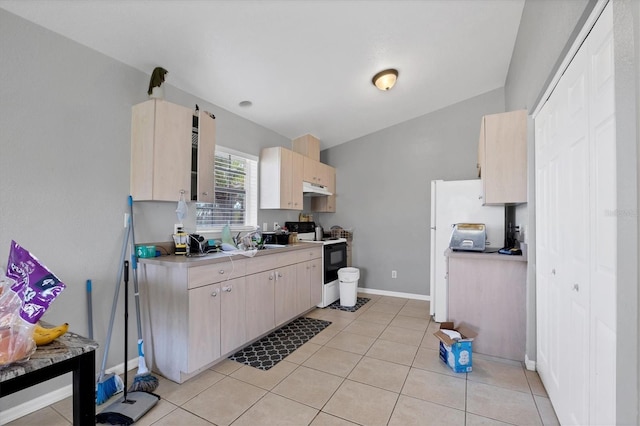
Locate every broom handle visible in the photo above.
<box><xmin>128</xmin><ymin>196</ymin><xmax>144</xmax><ymax>342</ymax></box>
<box><xmin>98</xmin><ymin>221</ymin><xmax>130</xmax><ymax>381</ymax></box>
<box><xmin>123</xmin><ymin>260</ymin><xmax>129</xmax><ymax>402</ymax></box>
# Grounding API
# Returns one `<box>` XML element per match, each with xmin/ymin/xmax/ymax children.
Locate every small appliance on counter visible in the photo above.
<box><xmin>188</xmin><ymin>234</ymin><xmax>206</xmax><ymax>255</ymax></box>
<box><xmin>172</xmin><ymin>227</ymin><xmax>188</xmax><ymax>255</ymax></box>
<box><xmin>449</xmin><ymin>223</ymin><xmax>487</xmax><ymax>252</ymax></box>
<box><xmin>262</xmin><ymin>232</ymin><xmax>289</xmax><ymax>245</ymax></box>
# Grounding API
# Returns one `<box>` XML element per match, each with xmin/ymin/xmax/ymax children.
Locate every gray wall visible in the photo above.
<box><xmin>503</xmin><ymin>0</ymin><xmax>595</xmax><ymax>372</ymax></box>
<box><xmin>0</xmin><ymin>8</ymin><xmax>293</xmax><ymax>408</ymax></box>
<box><xmin>322</xmin><ymin>88</ymin><xmax>505</xmax><ymax>296</ymax></box>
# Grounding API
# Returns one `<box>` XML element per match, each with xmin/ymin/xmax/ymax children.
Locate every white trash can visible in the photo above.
<box><xmin>338</xmin><ymin>267</ymin><xmax>360</xmax><ymax>307</ymax></box>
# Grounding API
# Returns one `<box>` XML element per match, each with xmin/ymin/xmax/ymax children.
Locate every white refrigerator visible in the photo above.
<box><xmin>429</xmin><ymin>179</ymin><xmax>505</xmax><ymax>322</ymax></box>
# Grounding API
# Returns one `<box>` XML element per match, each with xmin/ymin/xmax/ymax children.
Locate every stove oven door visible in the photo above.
<box><xmin>324</xmin><ymin>242</ymin><xmax>347</xmax><ymax>284</ymax></box>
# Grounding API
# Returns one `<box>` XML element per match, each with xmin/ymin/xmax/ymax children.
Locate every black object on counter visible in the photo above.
<box><xmin>499</xmin><ymin>247</ymin><xmax>522</xmax><ymax>255</ymax></box>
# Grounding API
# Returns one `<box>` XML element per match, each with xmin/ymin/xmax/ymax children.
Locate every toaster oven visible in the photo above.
<box><xmin>449</xmin><ymin>223</ymin><xmax>486</xmax><ymax>251</ymax></box>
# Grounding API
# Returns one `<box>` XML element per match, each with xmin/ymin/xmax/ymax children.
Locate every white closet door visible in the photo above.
<box><xmin>535</xmin><ymin>3</ymin><xmax>615</xmax><ymax>425</ymax></box>
<box><xmin>535</xmin><ymin>97</ymin><xmax>563</xmax><ymax>404</ymax></box>
<box><xmin>587</xmin><ymin>3</ymin><xmax>616</xmax><ymax>424</ymax></box>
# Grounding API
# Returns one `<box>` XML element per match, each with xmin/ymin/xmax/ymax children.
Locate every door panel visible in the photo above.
<box><xmin>534</xmin><ymin>4</ymin><xmax>615</xmax><ymax>425</ymax></box>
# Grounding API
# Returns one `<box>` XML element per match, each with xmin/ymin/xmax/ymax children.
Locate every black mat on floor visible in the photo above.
<box><xmin>326</xmin><ymin>297</ymin><xmax>370</xmax><ymax>312</ymax></box>
<box><xmin>229</xmin><ymin>317</ymin><xmax>332</xmax><ymax>370</ymax></box>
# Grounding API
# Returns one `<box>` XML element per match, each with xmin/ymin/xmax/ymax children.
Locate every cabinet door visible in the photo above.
<box><xmin>220</xmin><ymin>277</ymin><xmax>246</xmax><ymax>355</ymax></box>
<box><xmin>245</xmin><ymin>270</ymin><xmax>276</xmax><ymax>341</ymax></box>
<box><xmin>260</xmin><ymin>147</ymin><xmax>298</xmax><ymax>209</ymax></box>
<box><xmin>311</xmin><ymin>194</ymin><xmax>336</xmax><ymax>213</ymax></box>
<box><xmin>274</xmin><ymin>265</ymin><xmax>297</xmax><ymax>326</ymax></box>
<box><xmin>481</xmin><ymin>110</ymin><xmax>527</xmax><ymax>204</ymax></box>
<box><xmin>303</xmin><ymin>156</ymin><xmax>318</xmax><ymax>184</ymax></box>
<box><xmin>131</xmin><ymin>99</ymin><xmax>193</xmax><ymax>201</ymax></box>
<box><xmin>296</xmin><ymin>262</ymin><xmax>311</xmax><ymax>313</ymax></box>
<box><xmin>477</xmin><ymin>117</ymin><xmax>485</xmax><ymax>178</ymax></box>
<box><xmin>291</xmin><ymin>151</ymin><xmax>304</xmax><ymax>210</ymax></box>
<box><xmin>195</xmin><ymin>110</ymin><xmax>216</xmax><ymax>203</ymax></box>
<box><xmin>188</xmin><ymin>283</ymin><xmax>221</xmax><ymax>372</ymax></box>
<box><xmin>311</xmin><ymin>165</ymin><xmax>336</xmax><ymax>212</ymax></box>
<box><xmin>309</xmin><ymin>258</ymin><xmax>323</xmax><ymax>307</ymax></box>
<box><xmin>316</xmin><ymin>163</ymin><xmax>334</xmax><ymax>189</ymax></box>
<box><xmin>447</xmin><ymin>256</ymin><xmax>526</xmax><ymax>361</ymax></box>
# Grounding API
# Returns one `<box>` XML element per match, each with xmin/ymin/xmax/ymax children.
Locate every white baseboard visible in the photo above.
<box><xmin>525</xmin><ymin>354</ymin><xmax>536</xmax><ymax>371</ymax></box>
<box><xmin>358</xmin><ymin>287</ymin><xmax>430</xmax><ymax>302</ymax></box>
<box><xmin>0</xmin><ymin>358</ymin><xmax>139</xmax><ymax>425</ymax></box>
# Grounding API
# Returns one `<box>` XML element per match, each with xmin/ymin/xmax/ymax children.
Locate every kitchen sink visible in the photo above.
<box><xmin>261</xmin><ymin>244</ymin><xmax>287</xmax><ymax>249</ymax></box>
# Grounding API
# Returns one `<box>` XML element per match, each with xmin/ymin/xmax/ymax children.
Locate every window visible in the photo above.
<box><xmin>196</xmin><ymin>147</ymin><xmax>258</xmax><ymax>231</ymax></box>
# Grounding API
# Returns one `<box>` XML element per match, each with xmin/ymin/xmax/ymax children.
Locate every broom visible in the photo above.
<box><xmin>96</xmin><ymin>221</ymin><xmax>128</xmax><ymax>405</ymax></box>
<box><xmin>127</xmin><ymin>195</ymin><xmax>159</xmax><ymax>393</ymax></box>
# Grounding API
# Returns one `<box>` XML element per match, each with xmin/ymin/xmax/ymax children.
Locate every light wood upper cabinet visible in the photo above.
<box><xmin>260</xmin><ymin>147</ymin><xmax>303</xmax><ymax>210</ymax></box>
<box><xmin>303</xmin><ymin>157</ymin><xmax>335</xmax><ymax>189</ymax></box>
<box><xmin>311</xmin><ymin>163</ymin><xmax>336</xmax><ymax>212</ymax></box>
<box><xmin>292</xmin><ymin>134</ymin><xmax>320</xmax><ymax>161</ymax></box>
<box><xmin>193</xmin><ymin>111</ymin><xmax>216</xmax><ymax>203</ymax></box>
<box><xmin>131</xmin><ymin>99</ymin><xmax>215</xmax><ymax>202</ymax></box>
<box><xmin>477</xmin><ymin>110</ymin><xmax>527</xmax><ymax>205</ymax></box>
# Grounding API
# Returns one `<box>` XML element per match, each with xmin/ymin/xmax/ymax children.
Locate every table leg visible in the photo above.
<box><xmin>73</xmin><ymin>350</ymin><xmax>96</xmax><ymax>425</ymax></box>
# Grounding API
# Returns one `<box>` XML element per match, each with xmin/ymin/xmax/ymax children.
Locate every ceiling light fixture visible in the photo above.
<box><xmin>372</xmin><ymin>68</ymin><xmax>398</xmax><ymax>91</ymax></box>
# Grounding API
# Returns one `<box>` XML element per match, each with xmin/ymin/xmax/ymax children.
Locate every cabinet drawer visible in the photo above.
<box><xmin>295</xmin><ymin>247</ymin><xmax>322</xmax><ymax>262</ymax></box>
<box><xmin>245</xmin><ymin>253</ymin><xmax>280</xmax><ymax>276</ymax></box>
<box><xmin>188</xmin><ymin>259</ymin><xmax>246</xmax><ymax>289</ymax></box>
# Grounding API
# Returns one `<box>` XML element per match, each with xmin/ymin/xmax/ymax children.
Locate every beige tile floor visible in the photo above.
<box><xmin>8</xmin><ymin>294</ymin><xmax>559</xmax><ymax>425</ymax></box>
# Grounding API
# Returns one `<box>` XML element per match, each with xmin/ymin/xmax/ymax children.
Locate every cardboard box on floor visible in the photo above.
<box><xmin>434</xmin><ymin>322</ymin><xmax>477</xmax><ymax>373</ymax></box>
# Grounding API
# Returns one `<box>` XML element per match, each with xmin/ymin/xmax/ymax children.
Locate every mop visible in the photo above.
<box><xmin>96</xmin><ymin>261</ymin><xmax>159</xmax><ymax>425</ymax></box>
<box><xmin>96</xmin><ymin>222</ymin><xmax>129</xmax><ymax>405</ymax></box>
<box><xmin>127</xmin><ymin>195</ymin><xmax>159</xmax><ymax>393</ymax></box>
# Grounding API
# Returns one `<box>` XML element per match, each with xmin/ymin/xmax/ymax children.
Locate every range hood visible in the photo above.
<box><xmin>303</xmin><ymin>181</ymin><xmax>332</xmax><ymax>197</ymax></box>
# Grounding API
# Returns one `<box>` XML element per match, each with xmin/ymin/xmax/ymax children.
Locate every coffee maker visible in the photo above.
<box><xmin>189</xmin><ymin>234</ymin><xmax>206</xmax><ymax>255</ymax></box>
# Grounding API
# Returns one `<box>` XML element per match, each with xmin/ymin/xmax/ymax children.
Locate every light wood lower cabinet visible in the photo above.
<box><xmin>188</xmin><ymin>283</ymin><xmax>221</xmax><ymax>373</ymax></box>
<box><xmin>447</xmin><ymin>252</ymin><xmax>527</xmax><ymax>361</ymax></box>
<box><xmin>245</xmin><ymin>270</ymin><xmax>275</xmax><ymax>342</ymax></box>
<box><xmin>274</xmin><ymin>265</ymin><xmax>297</xmax><ymax>326</ymax></box>
<box><xmin>295</xmin><ymin>247</ymin><xmax>323</xmax><ymax>308</ymax></box>
<box><xmin>219</xmin><ymin>278</ymin><xmax>246</xmax><ymax>355</ymax></box>
<box><xmin>139</xmin><ymin>246</ymin><xmax>320</xmax><ymax>384</ymax></box>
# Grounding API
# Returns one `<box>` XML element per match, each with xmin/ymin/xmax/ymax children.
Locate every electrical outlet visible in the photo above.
<box><xmin>263</xmin><ymin>222</ymin><xmax>268</xmax><ymax>231</ymax></box>
<box><xmin>124</xmin><ymin>213</ymin><xmax>130</xmax><ymax>228</ymax></box>
<box><xmin>392</xmin><ymin>270</ymin><xmax>397</xmax><ymax>279</ymax></box>
<box><xmin>274</xmin><ymin>222</ymin><xmax>279</xmax><ymax>230</ymax></box>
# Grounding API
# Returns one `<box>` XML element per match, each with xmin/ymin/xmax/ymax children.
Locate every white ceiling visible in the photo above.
<box><xmin>1</xmin><ymin>0</ymin><xmax>525</xmax><ymax>150</ymax></box>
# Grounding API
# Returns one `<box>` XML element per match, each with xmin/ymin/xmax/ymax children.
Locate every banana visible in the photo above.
<box><xmin>33</xmin><ymin>322</ymin><xmax>69</xmax><ymax>346</ymax></box>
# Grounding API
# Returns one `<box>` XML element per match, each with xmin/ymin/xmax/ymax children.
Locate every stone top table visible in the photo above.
<box><xmin>0</xmin><ymin>327</ymin><xmax>98</xmax><ymax>425</ymax></box>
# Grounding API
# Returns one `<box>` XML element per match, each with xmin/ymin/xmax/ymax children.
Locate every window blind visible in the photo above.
<box><xmin>196</xmin><ymin>148</ymin><xmax>257</xmax><ymax>230</ymax></box>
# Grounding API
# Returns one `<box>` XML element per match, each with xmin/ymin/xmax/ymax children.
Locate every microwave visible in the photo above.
<box><xmin>449</xmin><ymin>223</ymin><xmax>486</xmax><ymax>252</ymax></box>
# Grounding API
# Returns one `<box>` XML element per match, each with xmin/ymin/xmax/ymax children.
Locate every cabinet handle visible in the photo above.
<box><xmin>551</xmin><ymin>269</ymin><xmax>556</xmax><ymax>275</ymax></box>
<box><xmin>211</xmin><ymin>289</ymin><xmax>218</xmax><ymax>297</ymax></box>
<box><xmin>269</xmin><ymin>274</ymin><xmax>274</xmax><ymax>280</ymax></box>
<box><xmin>573</xmin><ymin>283</ymin><xmax>580</xmax><ymax>292</ymax></box>
<box><xmin>202</xmin><ymin>191</ymin><xmax>208</xmax><ymax>196</ymax></box>
<box><xmin>312</xmin><ymin>264</ymin><xmax>316</xmax><ymax>268</ymax></box>
<box><xmin>219</xmin><ymin>269</ymin><xmax>225</xmax><ymax>275</ymax></box>
<box><xmin>278</xmin><ymin>272</ymin><xmax>283</xmax><ymax>278</ymax></box>
<box><xmin>222</xmin><ymin>285</ymin><xmax>232</xmax><ymax>292</ymax></box>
